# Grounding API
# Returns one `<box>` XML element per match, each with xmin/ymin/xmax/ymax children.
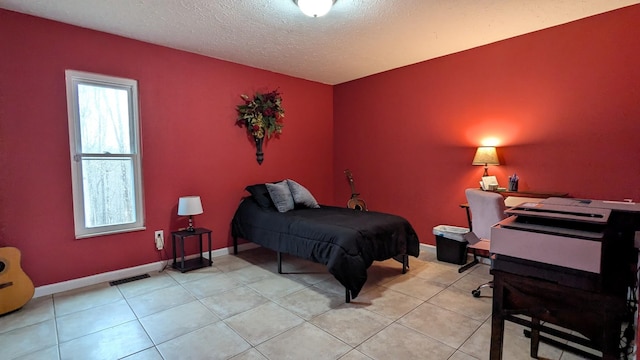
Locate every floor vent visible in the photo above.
<box><xmin>109</xmin><ymin>274</ymin><xmax>150</xmax><ymax>286</ymax></box>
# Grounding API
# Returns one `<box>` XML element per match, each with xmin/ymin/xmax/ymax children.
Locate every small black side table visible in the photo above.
<box><xmin>171</xmin><ymin>227</ymin><xmax>213</xmax><ymax>272</ymax></box>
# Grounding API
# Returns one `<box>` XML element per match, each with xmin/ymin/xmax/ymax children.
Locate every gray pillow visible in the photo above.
<box><xmin>287</xmin><ymin>179</ymin><xmax>320</xmax><ymax>208</ymax></box>
<box><xmin>266</xmin><ymin>181</ymin><xmax>295</xmax><ymax>213</ymax></box>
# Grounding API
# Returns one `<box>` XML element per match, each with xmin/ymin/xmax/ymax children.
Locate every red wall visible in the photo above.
<box><xmin>333</xmin><ymin>5</ymin><xmax>640</xmax><ymax>244</ymax></box>
<box><xmin>2</xmin><ymin>5</ymin><xmax>640</xmax><ymax>288</ymax></box>
<box><xmin>0</xmin><ymin>10</ymin><xmax>334</xmax><ymax>286</ymax></box>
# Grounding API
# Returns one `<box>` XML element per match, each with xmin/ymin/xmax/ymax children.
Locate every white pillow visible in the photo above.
<box><xmin>287</xmin><ymin>179</ymin><xmax>320</xmax><ymax>208</ymax></box>
<box><xmin>266</xmin><ymin>181</ymin><xmax>295</xmax><ymax>212</ymax></box>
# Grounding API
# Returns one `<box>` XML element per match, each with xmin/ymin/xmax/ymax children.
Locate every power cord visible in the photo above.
<box><xmin>157</xmin><ymin>245</ymin><xmax>170</xmax><ymax>272</ymax></box>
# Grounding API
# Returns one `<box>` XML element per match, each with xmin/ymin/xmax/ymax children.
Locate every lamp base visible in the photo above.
<box><xmin>187</xmin><ymin>216</ymin><xmax>195</xmax><ymax>232</ymax></box>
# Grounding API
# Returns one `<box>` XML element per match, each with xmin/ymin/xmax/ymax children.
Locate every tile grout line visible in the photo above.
<box><xmin>5</xmin><ymin>248</ymin><xmax>600</xmax><ymax>359</ymax></box>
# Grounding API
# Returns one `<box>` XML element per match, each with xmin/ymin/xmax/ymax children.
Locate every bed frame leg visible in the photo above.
<box><xmin>277</xmin><ymin>252</ymin><xmax>282</xmax><ymax>274</ymax></box>
<box><xmin>233</xmin><ymin>236</ymin><xmax>238</xmax><ymax>255</ymax></box>
<box><xmin>345</xmin><ymin>288</ymin><xmax>350</xmax><ymax>303</ymax></box>
<box><xmin>402</xmin><ymin>254</ymin><xmax>408</xmax><ymax>274</ymax></box>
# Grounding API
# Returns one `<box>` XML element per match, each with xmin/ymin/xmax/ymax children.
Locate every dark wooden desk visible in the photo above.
<box><xmin>491</xmin><ymin>268</ymin><xmax>628</xmax><ymax>360</ymax></box>
<box><xmin>488</xmin><ymin>203</ymin><xmax>640</xmax><ymax>360</ymax></box>
<box><xmin>490</xmin><ymin>190</ymin><xmax>569</xmax><ymax>198</ymax></box>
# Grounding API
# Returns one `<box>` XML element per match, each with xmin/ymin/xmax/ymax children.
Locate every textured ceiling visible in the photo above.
<box><xmin>1</xmin><ymin>0</ymin><xmax>638</xmax><ymax>85</ymax></box>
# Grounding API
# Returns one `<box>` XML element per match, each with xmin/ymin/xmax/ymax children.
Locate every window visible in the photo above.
<box><xmin>65</xmin><ymin>70</ymin><xmax>144</xmax><ymax>238</ymax></box>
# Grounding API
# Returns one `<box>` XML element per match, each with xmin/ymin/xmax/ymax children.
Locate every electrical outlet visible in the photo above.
<box><xmin>154</xmin><ymin>230</ymin><xmax>164</xmax><ymax>250</ymax></box>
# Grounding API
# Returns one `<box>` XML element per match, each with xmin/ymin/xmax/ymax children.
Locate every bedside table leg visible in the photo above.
<box><xmin>198</xmin><ymin>233</ymin><xmax>203</xmax><ymax>264</ymax></box>
<box><xmin>181</xmin><ymin>235</ymin><xmax>185</xmax><ymax>270</ymax></box>
<box><xmin>172</xmin><ymin>234</ymin><xmax>177</xmax><ymax>269</ymax></box>
<box><xmin>207</xmin><ymin>232</ymin><xmax>212</xmax><ymax>266</ymax></box>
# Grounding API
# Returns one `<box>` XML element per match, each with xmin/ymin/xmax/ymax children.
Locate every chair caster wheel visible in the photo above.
<box><xmin>472</xmin><ymin>289</ymin><xmax>481</xmax><ymax>297</ymax></box>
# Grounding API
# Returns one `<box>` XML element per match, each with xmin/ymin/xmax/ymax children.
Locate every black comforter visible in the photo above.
<box><xmin>231</xmin><ymin>198</ymin><xmax>420</xmax><ymax>298</ymax></box>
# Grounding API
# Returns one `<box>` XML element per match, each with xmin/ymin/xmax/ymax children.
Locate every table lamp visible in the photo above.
<box><xmin>472</xmin><ymin>146</ymin><xmax>500</xmax><ymax>176</ymax></box>
<box><xmin>177</xmin><ymin>196</ymin><xmax>203</xmax><ymax>231</ymax></box>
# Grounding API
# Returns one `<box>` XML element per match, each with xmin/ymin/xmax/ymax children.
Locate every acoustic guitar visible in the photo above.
<box><xmin>0</xmin><ymin>247</ymin><xmax>35</xmax><ymax>316</ymax></box>
<box><xmin>344</xmin><ymin>169</ymin><xmax>367</xmax><ymax>211</ymax></box>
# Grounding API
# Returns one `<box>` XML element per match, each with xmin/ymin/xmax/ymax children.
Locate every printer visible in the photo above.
<box><xmin>490</xmin><ymin>197</ymin><xmax>640</xmax><ymax>293</ymax></box>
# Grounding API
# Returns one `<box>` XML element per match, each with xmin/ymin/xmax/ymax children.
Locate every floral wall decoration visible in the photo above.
<box><xmin>235</xmin><ymin>89</ymin><xmax>285</xmax><ymax>164</ymax></box>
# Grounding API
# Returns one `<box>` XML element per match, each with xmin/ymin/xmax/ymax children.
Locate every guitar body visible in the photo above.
<box><xmin>347</xmin><ymin>197</ymin><xmax>367</xmax><ymax>211</ymax></box>
<box><xmin>0</xmin><ymin>247</ymin><xmax>35</xmax><ymax>316</ymax></box>
<box><xmin>344</xmin><ymin>169</ymin><xmax>368</xmax><ymax>211</ymax></box>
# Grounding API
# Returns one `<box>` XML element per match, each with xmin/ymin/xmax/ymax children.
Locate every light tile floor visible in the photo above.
<box><xmin>0</xmin><ymin>247</ymin><xmax>614</xmax><ymax>359</ymax></box>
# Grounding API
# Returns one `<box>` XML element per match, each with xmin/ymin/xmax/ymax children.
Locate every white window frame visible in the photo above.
<box><xmin>65</xmin><ymin>70</ymin><xmax>145</xmax><ymax>238</ymax></box>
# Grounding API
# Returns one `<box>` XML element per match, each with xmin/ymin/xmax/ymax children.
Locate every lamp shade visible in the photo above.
<box><xmin>177</xmin><ymin>196</ymin><xmax>203</xmax><ymax>216</ymax></box>
<box><xmin>296</xmin><ymin>0</ymin><xmax>335</xmax><ymax>17</ymax></box>
<box><xmin>472</xmin><ymin>146</ymin><xmax>500</xmax><ymax>166</ymax></box>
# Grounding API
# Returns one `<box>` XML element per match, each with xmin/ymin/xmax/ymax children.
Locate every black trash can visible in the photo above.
<box><xmin>433</xmin><ymin>225</ymin><xmax>469</xmax><ymax>265</ymax></box>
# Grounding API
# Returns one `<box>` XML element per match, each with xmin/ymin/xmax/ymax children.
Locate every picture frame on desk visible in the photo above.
<box><xmin>480</xmin><ymin>176</ymin><xmax>499</xmax><ymax>191</ymax></box>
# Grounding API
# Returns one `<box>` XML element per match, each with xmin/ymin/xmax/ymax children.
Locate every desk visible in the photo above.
<box><xmin>488</xmin><ymin>204</ymin><xmax>639</xmax><ymax>360</ymax></box>
<box><xmin>490</xmin><ymin>190</ymin><xmax>569</xmax><ymax>198</ymax></box>
<box><xmin>490</xmin><ymin>266</ymin><xmax>628</xmax><ymax>359</ymax></box>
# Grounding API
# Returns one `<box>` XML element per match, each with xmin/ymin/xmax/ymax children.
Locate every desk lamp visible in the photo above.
<box><xmin>177</xmin><ymin>196</ymin><xmax>203</xmax><ymax>231</ymax></box>
<box><xmin>472</xmin><ymin>146</ymin><xmax>500</xmax><ymax>176</ymax></box>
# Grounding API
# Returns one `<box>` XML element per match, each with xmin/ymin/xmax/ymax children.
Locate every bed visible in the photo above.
<box><xmin>231</xmin><ymin>181</ymin><xmax>420</xmax><ymax>302</ymax></box>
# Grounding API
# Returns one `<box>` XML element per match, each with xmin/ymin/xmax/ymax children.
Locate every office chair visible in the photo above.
<box><xmin>463</xmin><ymin>188</ymin><xmax>506</xmax><ymax>297</ymax></box>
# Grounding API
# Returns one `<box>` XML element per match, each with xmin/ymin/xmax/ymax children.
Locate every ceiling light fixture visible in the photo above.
<box><xmin>295</xmin><ymin>0</ymin><xmax>336</xmax><ymax>18</ymax></box>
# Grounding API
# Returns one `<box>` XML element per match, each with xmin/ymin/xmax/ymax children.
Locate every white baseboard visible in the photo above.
<box><xmin>34</xmin><ymin>261</ymin><xmax>167</xmax><ymax>298</ymax></box>
<box><xmin>33</xmin><ymin>242</ymin><xmax>259</xmax><ymax>298</ymax></box>
<box><xmin>34</xmin><ymin>242</ymin><xmax>450</xmax><ymax>298</ymax></box>
<box><xmin>420</xmin><ymin>243</ymin><xmax>436</xmax><ymax>253</ymax></box>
